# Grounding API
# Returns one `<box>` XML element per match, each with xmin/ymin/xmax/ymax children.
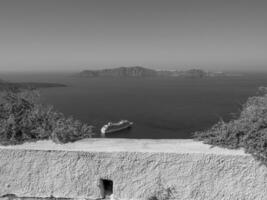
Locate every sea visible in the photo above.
<box><xmin>2</xmin><ymin>72</ymin><xmax>267</xmax><ymax>139</ymax></box>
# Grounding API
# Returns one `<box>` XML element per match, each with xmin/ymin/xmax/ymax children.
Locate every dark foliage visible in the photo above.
<box><xmin>195</xmin><ymin>87</ymin><xmax>267</xmax><ymax>163</ymax></box>
<box><xmin>0</xmin><ymin>88</ymin><xmax>94</xmax><ymax>145</ymax></box>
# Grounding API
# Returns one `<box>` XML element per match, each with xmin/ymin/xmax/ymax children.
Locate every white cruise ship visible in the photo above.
<box><xmin>101</xmin><ymin>120</ymin><xmax>133</xmax><ymax>134</ymax></box>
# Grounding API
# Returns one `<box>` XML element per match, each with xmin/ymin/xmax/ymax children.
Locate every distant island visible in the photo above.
<box><xmin>0</xmin><ymin>80</ymin><xmax>66</xmax><ymax>91</ymax></box>
<box><xmin>76</xmin><ymin>66</ymin><xmax>239</xmax><ymax>78</ymax></box>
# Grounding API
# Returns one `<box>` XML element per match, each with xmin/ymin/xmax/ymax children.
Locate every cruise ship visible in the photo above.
<box><xmin>101</xmin><ymin>120</ymin><xmax>133</xmax><ymax>134</ymax></box>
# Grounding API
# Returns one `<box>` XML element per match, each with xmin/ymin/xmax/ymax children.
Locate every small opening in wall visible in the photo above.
<box><xmin>100</xmin><ymin>179</ymin><xmax>113</xmax><ymax>198</ymax></box>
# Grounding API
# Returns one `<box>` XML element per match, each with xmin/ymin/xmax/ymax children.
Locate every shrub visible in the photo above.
<box><xmin>195</xmin><ymin>87</ymin><xmax>267</xmax><ymax>163</ymax></box>
<box><xmin>0</xmin><ymin>88</ymin><xmax>94</xmax><ymax>145</ymax></box>
<box><xmin>147</xmin><ymin>187</ymin><xmax>174</xmax><ymax>200</ymax></box>
<box><xmin>147</xmin><ymin>176</ymin><xmax>175</xmax><ymax>200</ymax></box>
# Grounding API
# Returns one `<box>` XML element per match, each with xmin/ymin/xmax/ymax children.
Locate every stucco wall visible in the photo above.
<box><xmin>0</xmin><ymin>139</ymin><xmax>266</xmax><ymax>200</ymax></box>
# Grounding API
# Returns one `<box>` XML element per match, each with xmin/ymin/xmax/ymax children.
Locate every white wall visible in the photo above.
<box><xmin>0</xmin><ymin>139</ymin><xmax>267</xmax><ymax>200</ymax></box>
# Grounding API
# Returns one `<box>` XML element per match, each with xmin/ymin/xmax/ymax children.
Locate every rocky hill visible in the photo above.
<box><xmin>78</xmin><ymin>66</ymin><xmax>158</xmax><ymax>77</ymax></box>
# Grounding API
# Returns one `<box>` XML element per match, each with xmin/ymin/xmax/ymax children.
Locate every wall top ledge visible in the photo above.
<box><xmin>0</xmin><ymin>139</ymin><xmax>247</xmax><ymax>156</ymax></box>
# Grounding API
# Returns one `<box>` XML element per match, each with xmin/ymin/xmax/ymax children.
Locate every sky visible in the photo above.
<box><xmin>0</xmin><ymin>0</ymin><xmax>267</xmax><ymax>72</ymax></box>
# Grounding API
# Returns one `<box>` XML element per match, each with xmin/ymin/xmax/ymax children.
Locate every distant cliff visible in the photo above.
<box><xmin>0</xmin><ymin>81</ymin><xmax>66</xmax><ymax>91</ymax></box>
<box><xmin>78</xmin><ymin>66</ymin><xmax>158</xmax><ymax>77</ymax></box>
<box><xmin>77</xmin><ymin>66</ymin><xmax>215</xmax><ymax>78</ymax></box>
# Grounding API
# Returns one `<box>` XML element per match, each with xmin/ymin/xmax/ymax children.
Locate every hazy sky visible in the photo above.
<box><xmin>0</xmin><ymin>0</ymin><xmax>267</xmax><ymax>72</ymax></box>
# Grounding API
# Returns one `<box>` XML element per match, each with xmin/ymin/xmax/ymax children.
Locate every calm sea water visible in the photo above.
<box><xmin>3</xmin><ymin>72</ymin><xmax>267</xmax><ymax>139</ymax></box>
